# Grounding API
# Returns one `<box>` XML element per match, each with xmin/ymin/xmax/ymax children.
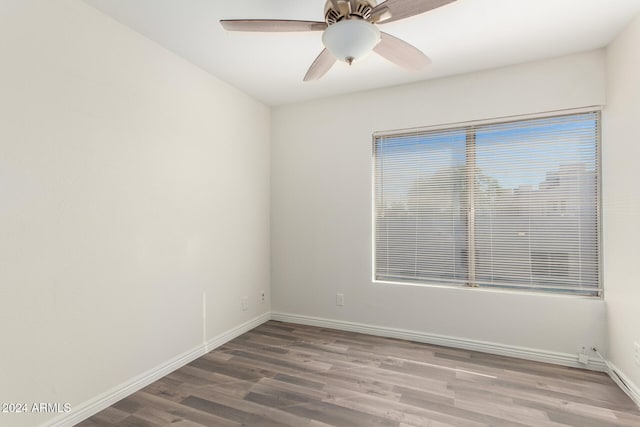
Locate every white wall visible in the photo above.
<box><xmin>2</xmin><ymin>0</ymin><xmax>633</xmax><ymax>423</ymax></box>
<box><xmin>0</xmin><ymin>1</ymin><xmax>270</xmax><ymax>426</ymax></box>
<box><xmin>272</xmin><ymin>51</ymin><xmax>606</xmax><ymax>357</ymax></box>
<box><xmin>604</xmin><ymin>13</ymin><xmax>640</xmax><ymax>395</ymax></box>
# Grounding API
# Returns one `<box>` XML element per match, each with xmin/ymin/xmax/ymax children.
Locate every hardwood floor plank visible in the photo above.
<box><xmin>189</xmin><ymin>356</ymin><xmax>266</xmax><ymax>381</ymax></box>
<box><xmin>81</xmin><ymin>321</ymin><xmax>640</xmax><ymax>426</ymax></box>
<box><xmin>181</xmin><ymin>395</ymin><xmax>253</xmax><ymax>424</ymax></box>
<box><xmin>125</xmin><ymin>390</ymin><xmax>241</xmax><ymax>426</ymax></box>
<box><xmin>100</xmin><ymin>406</ymin><xmax>132</xmax><ymax>423</ymax></box>
<box><xmin>116</xmin><ymin>415</ymin><xmax>159</xmax><ymax>427</ymax></box>
<box><xmin>273</xmin><ymin>372</ymin><xmax>326</xmax><ymax>390</ymax></box>
<box><xmin>129</xmin><ymin>406</ymin><xmax>206</xmax><ymax>427</ymax></box>
<box><xmin>76</xmin><ymin>406</ymin><xmax>130</xmax><ymax>425</ymax></box>
<box><xmin>244</xmin><ymin>389</ymin><xmax>314</xmax><ymax>408</ymax></box>
<box><xmin>182</xmin><ymin>390</ymin><xmax>322</xmax><ymax>426</ymax></box>
<box><xmin>282</xmin><ymin>399</ymin><xmax>399</xmax><ymax>426</ymax></box>
<box><xmin>322</xmin><ymin>392</ymin><xmax>487</xmax><ymax>427</ymax></box>
<box><xmin>255</xmin><ymin>377</ymin><xmax>330</xmax><ymax>401</ymax></box>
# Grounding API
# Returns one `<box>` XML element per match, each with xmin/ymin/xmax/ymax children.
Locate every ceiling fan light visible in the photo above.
<box><xmin>322</xmin><ymin>19</ymin><xmax>380</xmax><ymax>64</ymax></box>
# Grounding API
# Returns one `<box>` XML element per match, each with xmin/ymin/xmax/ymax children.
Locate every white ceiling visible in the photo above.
<box><xmin>82</xmin><ymin>0</ymin><xmax>640</xmax><ymax>106</ymax></box>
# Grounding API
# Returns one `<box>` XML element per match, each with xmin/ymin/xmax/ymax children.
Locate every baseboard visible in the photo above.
<box><xmin>271</xmin><ymin>312</ymin><xmax>609</xmax><ymax>372</ymax></box>
<box><xmin>607</xmin><ymin>362</ymin><xmax>640</xmax><ymax>409</ymax></box>
<box><xmin>205</xmin><ymin>312</ymin><xmax>271</xmax><ymax>352</ymax></box>
<box><xmin>45</xmin><ymin>312</ymin><xmax>271</xmax><ymax>427</ymax></box>
<box><xmin>43</xmin><ymin>310</ymin><xmax>631</xmax><ymax>426</ymax></box>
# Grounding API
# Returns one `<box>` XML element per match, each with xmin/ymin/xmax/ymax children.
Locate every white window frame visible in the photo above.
<box><xmin>371</xmin><ymin>107</ymin><xmax>603</xmax><ymax>298</ymax></box>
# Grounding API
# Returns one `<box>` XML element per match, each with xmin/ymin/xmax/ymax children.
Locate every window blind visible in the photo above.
<box><xmin>373</xmin><ymin>111</ymin><xmax>601</xmax><ymax>296</ymax></box>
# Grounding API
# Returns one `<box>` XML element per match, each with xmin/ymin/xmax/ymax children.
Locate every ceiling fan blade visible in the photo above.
<box><xmin>374</xmin><ymin>32</ymin><xmax>431</xmax><ymax>70</ymax></box>
<box><xmin>220</xmin><ymin>19</ymin><xmax>327</xmax><ymax>32</ymax></box>
<box><xmin>304</xmin><ymin>49</ymin><xmax>337</xmax><ymax>82</ymax></box>
<box><xmin>372</xmin><ymin>0</ymin><xmax>456</xmax><ymax>24</ymax></box>
<box><xmin>370</xmin><ymin>6</ymin><xmax>392</xmax><ymax>23</ymax></box>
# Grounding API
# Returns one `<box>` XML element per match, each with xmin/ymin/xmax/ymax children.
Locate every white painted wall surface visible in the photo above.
<box><xmin>0</xmin><ymin>1</ymin><xmax>270</xmax><ymax>426</ymax></box>
<box><xmin>604</xmin><ymin>13</ymin><xmax>640</xmax><ymax>395</ymax></box>
<box><xmin>272</xmin><ymin>51</ymin><xmax>607</xmax><ymax>357</ymax></box>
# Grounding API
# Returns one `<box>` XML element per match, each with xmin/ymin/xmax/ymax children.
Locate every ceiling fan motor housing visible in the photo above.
<box><xmin>324</xmin><ymin>0</ymin><xmax>376</xmax><ymax>25</ymax></box>
<box><xmin>220</xmin><ymin>0</ymin><xmax>443</xmax><ymax>81</ymax></box>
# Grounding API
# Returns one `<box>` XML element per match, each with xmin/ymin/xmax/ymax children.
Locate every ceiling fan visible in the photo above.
<box><xmin>221</xmin><ymin>0</ymin><xmax>456</xmax><ymax>81</ymax></box>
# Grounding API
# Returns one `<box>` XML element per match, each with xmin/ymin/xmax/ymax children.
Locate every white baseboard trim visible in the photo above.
<box><xmin>45</xmin><ymin>312</ymin><xmax>271</xmax><ymax>427</ymax></box>
<box><xmin>45</xmin><ymin>345</ymin><xmax>206</xmax><ymax>427</ymax></box>
<box><xmin>271</xmin><ymin>312</ymin><xmax>609</xmax><ymax>372</ymax></box>
<box><xmin>607</xmin><ymin>362</ymin><xmax>640</xmax><ymax>409</ymax></box>
<box><xmin>205</xmin><ymin>312</ymin><xmax>271</xmax><ymax>353</ymax></box>
<box><xmin>44</xmin><ymin>310</ymin><xmax>635</xmax><ymax>426</ymax></box>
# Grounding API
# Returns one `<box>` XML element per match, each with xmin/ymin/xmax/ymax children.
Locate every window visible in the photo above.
<box><xmin>373</xmin><ymin>111</ymin><xmax>601</xmax><ymax>296</ymax></box>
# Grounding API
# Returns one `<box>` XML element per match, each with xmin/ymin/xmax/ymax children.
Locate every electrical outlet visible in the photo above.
<box><xmin>634</xmin><ymin>342</ymin><xmax>640</xmax><ymax>367</ymax></box>
<box><xmin>260</xmin><ymin>291</ymin><xmax>265</xmax><ymax>303</ymax></box>
<box><xmin>336</xmin><ymin>293</ymin><xmax>344</xmax><ymax>307</ymax></box>
<box><xmin>578</xmin><ymin>347</ymin><xmax>589</xmax><ymax>365</ymax></box>
<box><xmin>578</xmin><ymin>352</ymin><xmax>590</xmax><ymax>365</ymax></box>
<box><xmin>241</xmin><ymin>296</ymin><xmax>248</xmax><ymax>311</ymax></box>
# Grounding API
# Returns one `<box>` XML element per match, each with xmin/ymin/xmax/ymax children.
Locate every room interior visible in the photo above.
<box><xmin>1</xmin><ymin>1</ymin><xmax>639</xmax><ymax>426</ymax></box>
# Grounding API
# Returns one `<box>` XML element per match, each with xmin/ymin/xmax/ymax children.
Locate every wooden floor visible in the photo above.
<box><xmin>79</xmin><ymin>321</ymin><xmax>640</xmax><ymax>427</ymax></box>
